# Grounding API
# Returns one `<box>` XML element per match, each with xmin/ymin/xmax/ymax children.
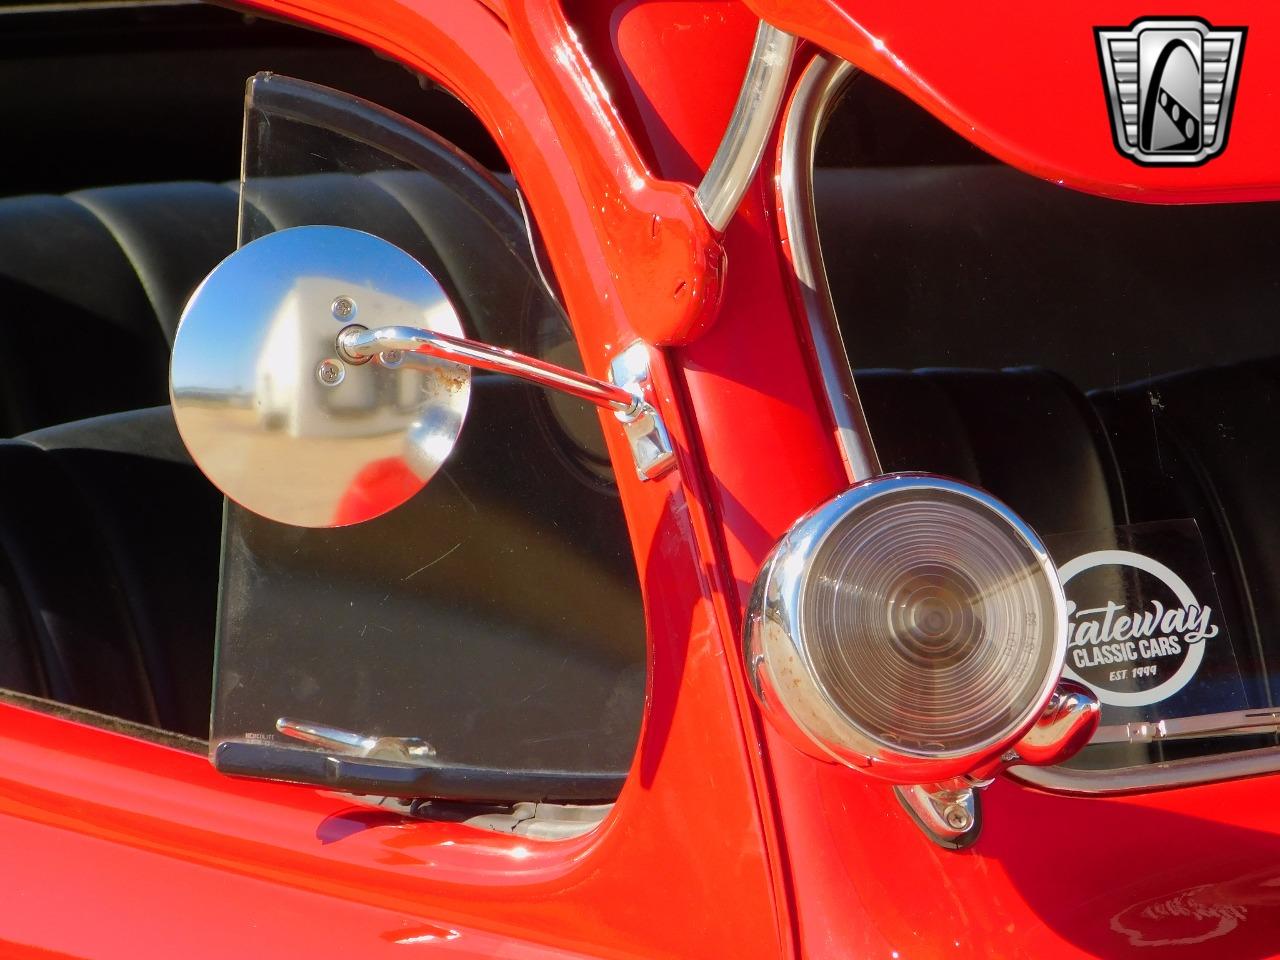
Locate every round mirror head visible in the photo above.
<box><xmin>170</xmin><ymin>225</ymin><xmax>471</xmax><ymax>528</ymax></box>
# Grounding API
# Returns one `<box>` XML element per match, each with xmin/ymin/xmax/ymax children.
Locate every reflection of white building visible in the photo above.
<box><xmin>255</xmin><ymin>278</ymin><xmax>423</xmax><ymax>437</ymax></box>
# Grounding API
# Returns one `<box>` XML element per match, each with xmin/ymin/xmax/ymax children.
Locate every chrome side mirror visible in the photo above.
<box><xmin>745</xmin><ymin>473</ymin><xmax>1099</xmax><ymax>848</ymax></box>
<box><xmin>171</xmin><ymin>225</ymin><xmax>675</xmax><ymax>527</ymax></box>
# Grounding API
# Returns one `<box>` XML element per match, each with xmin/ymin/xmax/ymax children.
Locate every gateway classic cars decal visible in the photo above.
<box><xmin>1059</xmin><ymin>548</ymin><xmax>1219</xmax><ymax>707</ymax></box>
<box><xmin>1048</xmin><ymin>520</ymin><xmax>1247</xmax><ymax>722</ymax></box>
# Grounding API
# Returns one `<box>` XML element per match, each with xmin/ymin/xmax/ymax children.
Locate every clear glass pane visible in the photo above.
<box><xmin>211</xmin><ymin>75</ymin><xmax>644</xmax><ymax>790</ymax></box>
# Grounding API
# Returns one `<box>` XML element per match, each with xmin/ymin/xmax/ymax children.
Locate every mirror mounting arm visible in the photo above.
<box><xmin>339</xmin><ymin>325</ymin><xmax>677</xmax><ymax>481</ymax></box>
<box><xmin>339</xmin><ymin>324</ymin><xmax>645</xmax><ymax>418</ymax></box>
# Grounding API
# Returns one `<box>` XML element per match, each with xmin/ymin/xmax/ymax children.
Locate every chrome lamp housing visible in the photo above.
<box><xmin>745</xmin><ymin>473</ymin><xmax>1098</xmax><ymax>846</ymax></box>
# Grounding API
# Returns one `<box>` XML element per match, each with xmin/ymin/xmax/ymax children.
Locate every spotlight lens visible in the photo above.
<box><xmin>799</xmin><ymin>484</ymin><xmax>1059</xmax><ymax>757</ymax></box>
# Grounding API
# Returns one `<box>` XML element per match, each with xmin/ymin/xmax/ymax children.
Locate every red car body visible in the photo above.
<box><xmin>2</xmin><ymin>1</ymin><xmax>1279</xmax><ymax>957</ymax></box>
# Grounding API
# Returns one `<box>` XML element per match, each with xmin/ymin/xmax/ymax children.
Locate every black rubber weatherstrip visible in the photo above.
<box><xmin>215</xmin><ymin>740</ymin><xmax>625</xmax><ymax>804</ymax></box>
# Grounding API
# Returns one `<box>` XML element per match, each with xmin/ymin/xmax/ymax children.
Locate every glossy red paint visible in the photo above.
<box><xmin>589</xmin><ymin>0</ymin><xmax>758</xmax><ymax>184</ymax></box>
<box><xmin>334</xmin><ymin>458</ymin><xmax>423</xmax><ymax>527</ymax></box>
<box><xmin>504</xmin><ymin>0</ymin><xmax>728</xmax><ymax>346</ymax></box>
<box><xmin>758</xmin><ymin>741</ymin><xmax>1280</xmax><ymax>958</ymax></box>
<box><xmin>747</xmin><ymin>0</ymin><xmax>1280</xmax><ymax>203</ymax></box>
<box><xmin>4</xmin><ymin>0</ymin><xmax>1280</xmax><ymax>957</ymax></box>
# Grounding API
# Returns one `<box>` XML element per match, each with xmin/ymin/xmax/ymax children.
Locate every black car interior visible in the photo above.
<box><xmin>0</xmin><ymin>4</ymin><xmax>501</xmax><ymax>743</ymax></box>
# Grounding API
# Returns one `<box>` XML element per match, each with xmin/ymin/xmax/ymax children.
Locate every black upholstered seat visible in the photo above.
<box><xmin>814</xmin><ymin>165</ymin><xmax>1280</xmax><ymax>393</ymax></box>
<box><xmin>0</xmin><ymin>181</ymin><xmax>240</xmax><ymax>736</ymax></box>
<box><xmin>0</xmin><ymin>408</ymin><xmax>222</xmax><ymax>736</ymax></box>
<box><xmin>0</xmin><ymin>174</ymin><xmax>508</xmax><ymax>737</ymax></box>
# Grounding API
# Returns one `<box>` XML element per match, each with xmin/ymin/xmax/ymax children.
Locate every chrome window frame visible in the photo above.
<box><xmin>777</xmin><ymin>57</ymin><xmax>880</xmax><ymax>484</ymax></box>
<box><xmin>777</xmin><ymin>52</ymin><xmax>1280</xmax><ymax>794</ymax></box>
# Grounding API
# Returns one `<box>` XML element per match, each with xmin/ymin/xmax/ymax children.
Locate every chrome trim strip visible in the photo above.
<box><xmin>1014</xmin><ymin>743</ymin><xmax>1280</xmax><ymax>795</ymax></box>
<box><xmin>1091</xmin><ymin>708</ymin><xmax>1280</xmax><ymax>744</ymax></box>
<box><xmin>695</xmin><ymin>21</ymin><xmax>797</xmax><ymax>232</ymax></box>
<box><xmin>776</xmin><ymin>56</ymin><xmax>881</xmax><ymax>481</ymax></box>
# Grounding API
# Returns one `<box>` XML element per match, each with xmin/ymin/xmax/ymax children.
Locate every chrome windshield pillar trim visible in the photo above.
<box><xmin>777</xmin><ymin>55</ymin><xmax>882</xmax><ymax>481</ymax></box>
<box><xmin>695</xmin><ymin>21</ymin><xmax>797</xmax><ymax>232</ymax></box>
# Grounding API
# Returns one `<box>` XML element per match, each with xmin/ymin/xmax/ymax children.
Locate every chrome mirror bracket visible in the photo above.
<box><xmin>609</xmin><ymin>342</ymin><xmax>677</xmax><ymax>481</ymax></box>
<box><xmin>999</xmin><ymin>680</ymin><xmax>1101</xmax><ymax>770</ymax></box>
<box><xmin>744</xmin><ymin>474</ymin><xmax>1102</xmax><ymax>851</ymax></box>
<box><xmin>896</xmin><ymin>681</ymin><xmax>1100</xmax><ymax>849</ymax></box>
<box><xmin>895</xmin><ymin>780</ymin><xmax>982</xmax><ymax>850</ymax></box>
<box><xmin>338</xmin><ymin>327</ymin><xmax>678</xmax><ymax>483</ymax></box>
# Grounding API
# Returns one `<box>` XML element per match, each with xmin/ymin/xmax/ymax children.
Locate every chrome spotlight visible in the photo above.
<box><xmin>745</xmin><ymin>473</ymin><xmax>1098</xmax><ymax>847</ymax></box>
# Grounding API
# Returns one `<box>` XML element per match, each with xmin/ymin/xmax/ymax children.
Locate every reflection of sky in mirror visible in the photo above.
<box><xmin>171</xmin><ymin>226</ymin><xmax>452</xmax><ymax>400</ymax></box>
<box><xmin>168</xmin><ymin>224</ymin><xmax>471</xmax><ymax>528</ymax></box>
